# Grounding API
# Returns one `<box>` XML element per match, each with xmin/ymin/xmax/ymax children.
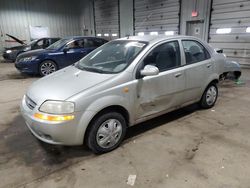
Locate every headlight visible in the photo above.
<box><xmin>6</xmin><ymin>50</ymin><xmax>12</xmax><ymax>53</ymax></box>
<box><xmin>39</xmin><ymin>100</ymin><xmax>75</xmax><ymax>114</ymax></box>
<box><xmin>21</xmin><ymin>56</ymin><xmax>38</xmax><ymax>62</ymax></box>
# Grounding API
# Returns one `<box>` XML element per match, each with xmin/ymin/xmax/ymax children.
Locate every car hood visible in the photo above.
<box><xmin>18</xmin><ymin>49</ymin><xmax>48</xmax><ymax>58</ymax></box>
<box><xmin>5</xmin><ymin>45</ymin><xmax>26</xmax><ymax>51</ymax></box>
<box><xmin>18</xmin><ymin>48</ymin><xmax>58</xmax><ymax>58</ymax></box>
<box><xmin>6</xmin><ymin>34</ymin><xmax>26</xmax><ymax>45</ymax></box>
<box><xmin>27</xmin><ymin>66</ymin><xmax>116</xmax><ymax>105</ymax></box>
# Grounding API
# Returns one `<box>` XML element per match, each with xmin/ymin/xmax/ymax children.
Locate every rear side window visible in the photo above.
<box><xmin>182</xmin><ymin>40</ymin><xmax>210</xmax><ymax>64</ymax></box>
<box><xmin>83</xmin><ymin>39</ymin><xmax>107</xmax><ymax>48</ymax></box>
<box><xmin>143</xmin><ymin>41</ymin><xmax>181</xmax><ymax>72</ymax></box>
<box><xmin>94</xmin><ymin>39</ymin><xmax>107</xmax><ymax>47</ymax></box>
<box><xmin>84</xmin><ymin>39</ymin><xmax>96</xmax><ymax>48</ymax></box>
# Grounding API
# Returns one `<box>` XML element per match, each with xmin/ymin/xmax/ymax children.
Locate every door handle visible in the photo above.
<box><xmin>207</xmin><ymin>64</ymin><xmax>212</xmax><ymax>68</ymax></box>
<box><xmin>175</xmin><ymin>73</ymin><xmax>182</xmax><ymax>78</ymax></box>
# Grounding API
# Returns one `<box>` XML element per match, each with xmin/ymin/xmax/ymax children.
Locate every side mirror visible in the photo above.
<box><xmin>140</xmin><ymin>65</ymin><xmax>159</xmax><ymax>77</ymax></box>
<box><xmin>63</xmin><ymin>47</ymin><xmax>70</xmax><ymax>53</ymax></box>
<box><xmin>215</xmin><ymin>48</ymin><xmax>223</xmax><ymax>53</ymax></box>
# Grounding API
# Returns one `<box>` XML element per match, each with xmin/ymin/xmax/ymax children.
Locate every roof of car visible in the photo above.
<box><xmin>117</xmin><ymin>35</ymin><xmax>201</xmax><ymax>43</ymax></box>
<box><xmin>38</xmin><ymin>37</ymin><xmax>60</xmax><ymax>39</ymax></box>
<box><xmin>62</xmin><ymin>36</ymin><xmax>105</xmax><ymax>40</ymax></box>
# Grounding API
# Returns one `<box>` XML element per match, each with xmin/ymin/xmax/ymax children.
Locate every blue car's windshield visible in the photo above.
<box><xmin>47</xmin><ymin>38</ymin><xmax>71</xmax><ymax>50</ymax></box>
<box><xmin>76</xmin><ymin>40</ymin><xmax>147</xmax><ymax>74</ymax></box>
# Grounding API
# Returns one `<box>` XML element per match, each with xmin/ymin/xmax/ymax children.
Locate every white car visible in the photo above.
<box><xmin>21</xmin><ymin>35</ymin><xmax>239</xmax><ymax>153</ymax></box>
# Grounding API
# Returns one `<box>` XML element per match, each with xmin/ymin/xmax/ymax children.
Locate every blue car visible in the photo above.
<box><xmin>15</xmin><ymin>36</ymin><xmax>108</xmax><ymax>76</ymax></box>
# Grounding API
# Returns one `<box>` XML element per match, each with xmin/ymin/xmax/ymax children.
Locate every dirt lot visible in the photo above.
<box><xmin>0</xmin><ymin>60</ymin><xmax>250</xmax><ymax>188</ymax></box>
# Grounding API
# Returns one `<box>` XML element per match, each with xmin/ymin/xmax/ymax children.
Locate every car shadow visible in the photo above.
<box><xmin>2</xmin><ymin>104</ymin><xmax>198</xmax><ymax>167</ymax></box>
<box><xmin>0</xmin><ymin>72</ymin><xmax>39</xmax><ymax>81</ymax></box>
<box><xmin>125</xmin><ymin>103</ymin><xmax>198</xmax><ymax>140</ymax></box>
<box><xmin>1</xmin><ymin>115</ymin><xmax>93</xmax><ymax>167</ymax></box>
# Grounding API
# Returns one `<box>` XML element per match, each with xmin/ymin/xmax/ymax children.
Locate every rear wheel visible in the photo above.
<box><xmin>86</xmin><ymin>112</ymin><xmax>127</xmax><ymax>154</ymax></box>
<box><xmin>39</xmin><ymin>60</ymin><xmax>57</xmax><ymax>76</ymax></box>
<box><xmin>200</xmin><ymin>83</ymin><xmax>218</xmax><ymax>109</ymax></box>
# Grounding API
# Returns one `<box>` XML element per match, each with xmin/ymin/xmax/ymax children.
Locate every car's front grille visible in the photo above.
<box><xmin>25</xmin><ymin>95</ymin><xmax>37</xmax><ymax>110</ymax></box>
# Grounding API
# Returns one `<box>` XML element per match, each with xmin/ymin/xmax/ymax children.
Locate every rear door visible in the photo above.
<box><xmin>135</xmin><ymin>40</ymin><xmax>185</xmax><ymax>119</ymax></box>
<box><xmin>181</xmin><ymin>40</ymin><xmax>213</xmax><ymax>103</ymax></box>
<box><xmin>64</xmin><ymin>38</ymin><xmax>102</xmax><ymax>66</ymax></box>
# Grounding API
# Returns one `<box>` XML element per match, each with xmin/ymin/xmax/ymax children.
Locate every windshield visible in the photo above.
<box><xmin>76</xmin><ymin>40</ymin><xmax>147</xmax><ymax>74</ymax></box>
<box><xmin>27</xmin><ymin>39</ymin><xmax>38</xmax><ymax>46</ymax></box>
<box><xmin>47</xmin><ymin>38</ymin><xmax>72</xmax><ymax>50</ymax></box>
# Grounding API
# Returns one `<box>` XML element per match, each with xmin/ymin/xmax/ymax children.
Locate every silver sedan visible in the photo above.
<box><xmin>20</xmin><ymin>35</ymin><xmax>239</xmax><ymax>153</ymax></box>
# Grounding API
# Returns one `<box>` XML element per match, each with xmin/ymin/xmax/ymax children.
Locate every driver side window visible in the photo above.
<box><xmin>83</xmin><ymin>39</ymin><xmax>95</xmax><ymax>48</ymax></box>
<box><xmin>143</xmin><ymin>41</ymin><xmax>181</xmax><ymax>72</ymax></box>
<box><xmin>37</xmin><ymin>40</ymin><xmax>44</xmax><ymax>47</ymax></box>
<box><xmin>33</xmin><ymin>39</ymin><xmax>44</xmax><ymax>49</ymax></box>
<box><xmin>65</xmin><ymin>40</ymin><xmax>82</xmax><ymax>49</ymax></box>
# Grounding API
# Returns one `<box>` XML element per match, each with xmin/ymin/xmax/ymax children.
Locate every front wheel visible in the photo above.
<box><xmin>200</xmin><ymin>83</ymin><xmax>218</xmax><ymax>109</ymax></box>
<box><xmin>86</xmin><ymin>112</ymin><xmax>127</xmax><ymax>154</ymax></box>
<box><xmin>39</xmin><ymin>60</ymin><xmax>57</xmax><ymax>76</ymax></box>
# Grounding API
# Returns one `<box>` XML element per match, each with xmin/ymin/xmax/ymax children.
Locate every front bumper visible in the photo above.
<box><xmin>3</xmin><ymin>52</ymin><xmax>16</xmax><ymax>61</ymax></box>
<box><xmin>20</xmin><ymin>96</ymin><xmax>83</xmax><ymax>145</ymax></box>
<box><xmin>15</xmin><ymin>60</ymin><xmax>39</xmax><ymax>74</ymax></box>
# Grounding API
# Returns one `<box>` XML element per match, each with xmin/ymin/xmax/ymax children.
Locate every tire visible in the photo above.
<box><xmin>39</xmin><ymin>60</ymin><xmax>57</xmax><ymax>76</ymax></box>
<box><xmin>86</xmin><ymin>112</ymin><xmax>127</xmax><ymax>154</ymax></box>
<box><xmin>200</xmin><ymin>83</ymin><xmax>218</xmax><ymax>109</ymax></box>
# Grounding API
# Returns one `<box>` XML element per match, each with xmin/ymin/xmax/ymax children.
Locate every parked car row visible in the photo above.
<box><xmin>3</xmin><ymin>34</ymin><xmax>60</xmax><ymax>61</ymax></box>
<box><xmin>2</xmin><ymin>34</ymin><xmax>108</xmax><ymax>76</ymax></box>
<box><xmin>15</xmin><ymin>36</ymin><xmax>107</xmax><ymax>76</ymax></box>
<box><xmin>20</xmin><ymin>35</ymin><xmax>242</xmax><ymax>154</ymax></box>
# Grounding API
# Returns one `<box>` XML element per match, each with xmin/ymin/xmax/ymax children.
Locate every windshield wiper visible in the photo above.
<box><xmin>80</xmin><ymin>66</ymin><xmax>108</xmax><ymax>73</ymax></box>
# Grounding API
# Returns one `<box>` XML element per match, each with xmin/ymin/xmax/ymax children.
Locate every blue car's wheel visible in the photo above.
<box><xmin>39</xmin><ymin>60</ymin><xmax>57</xmax><ymax>76</ymax></box>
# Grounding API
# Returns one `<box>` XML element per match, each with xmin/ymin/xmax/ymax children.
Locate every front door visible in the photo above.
<box><xmin>64</xmin><ymin>39</ymin><xmax>87</xmax><ymax>66</ymax></box>
<box><xmin>135</xmin><ymin>40</ymin><xmax>185</xmax><ymax>119</ymax></box>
